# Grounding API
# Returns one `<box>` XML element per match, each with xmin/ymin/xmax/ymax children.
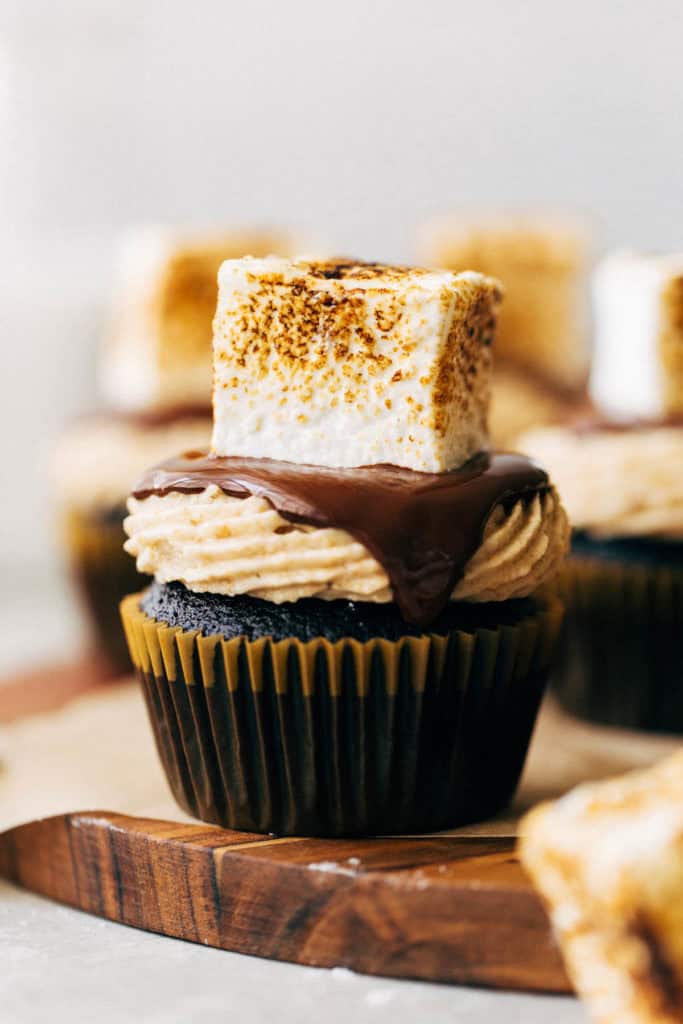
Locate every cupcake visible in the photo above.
<box><xmin>522</xmin><ymin>250</ymin><xmax>683</xmax><ymax>732</ymax></box>
<box><xmin>54</xmin><ymin>409</ymin><xmax>212</xmax><ymax>673</ymax></box>
<box><xmin>122</xmin><ymin>257</ymin><xmax>568</xmax><ymax>837</ymax></box>
<box><xmin>55</xmin><ymin>227</ymin><xmax>292</xmax><ymax>674</ymax></box>
<box><xmin>417</xmin><ymin>212</ymin><xmax>592</xmax><ymax>446</ymax></box>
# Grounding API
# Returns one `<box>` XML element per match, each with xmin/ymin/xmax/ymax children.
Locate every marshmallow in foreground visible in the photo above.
<box><xmin>591</xmin><ymin>250</ymin><xmax>683</xmax><ymax>419</ymax></box>
<box><xmin>211</xmin><ymin>257</ymin><xmax>502</xmax><ymax>472</ymax></box>
<box><xmin>521</xmin><ymin>752</ymin><xmax>683</xmax><ymax>1024</ymax></box>
<box><xmin>101</xmin><ymin>227</ymin><xmax>295</xmax><ymax>411</ymax></box>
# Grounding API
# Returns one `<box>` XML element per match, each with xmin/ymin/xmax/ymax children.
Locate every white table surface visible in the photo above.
<box><xmin>0</xmin><ymin>879</ymin><xmax>584</xmax><ymax>1024</ymax></box>
<box><xmin>0</xmin><ymin>567</ymin><xmax>587</xmax><ymax>1024</ymax></box>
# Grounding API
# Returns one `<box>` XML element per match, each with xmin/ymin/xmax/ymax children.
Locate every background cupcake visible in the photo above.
<box><xmin>417</xmin><ymin>212</ymin><xmax>592</xmax><ymax>446</ymax></box>
<box><xmin>122</xmin><ymin>256</ymin><xmax>568</xmax><ymax>837</ymax></box>
<box><xmin>54</xmin><ymin>227</ymin><xmax>293</xmax><ymax>675</ymax></box>
<box><xmin>522</xmin><ymin>249</ymin><xmax>683</xmax><ymax>732</ymax></box>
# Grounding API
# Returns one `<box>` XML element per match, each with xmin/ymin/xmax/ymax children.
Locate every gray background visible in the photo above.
<box><xmin>1</xmin><ymin>0</ymin><xmax>681</xmax><ymax>572</ymax></box>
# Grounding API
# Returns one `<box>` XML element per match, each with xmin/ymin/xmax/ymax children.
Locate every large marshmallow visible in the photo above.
<box><xmin>591</xmin><ymin>250</ymin><xmax>683</xmax><ymax>419</ymax></box>
<box><xmin>418</xmin><ymin>213</ymin><xmax>590</xmax><ymax>392</ymax></box>
<box><xmin>100</xmin><ymin>227</ymin><xmax>294</xmax><ymax>411</ymax></box>
<box><xmin>521</xmin><ymin>752</ymin><xmax>683</xmax><ymax>1024</ymax></box>
<box><xmin>211</xmin><ymin>258</ymin><xmax>501</xmax><ymax>472</ymax></box>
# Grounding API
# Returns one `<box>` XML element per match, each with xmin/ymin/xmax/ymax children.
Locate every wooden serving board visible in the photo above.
<box><xmin>2</xmin><ymin>658</ymin><xmax>674</xmax><ymax>995</ymax></box>
<box><xmin>0</xmin><ymin>809</ymin><xmax>569</xmax><ymax>993</ymax></box>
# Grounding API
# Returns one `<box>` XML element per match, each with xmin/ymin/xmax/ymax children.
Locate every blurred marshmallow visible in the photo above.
<box><xmin>100</xmin><ymin>226</ymin><xmax>295</xmax><ymax>411</ymax></box>
<box><xmin>591</xmin><ymin>250</ymin><xmax>683</xmax><ymax>419</ymax></box>
<box><xmin>418</xmin><ymin>212</ymin><xmax>590</xmax><ymax>392</ymax></box>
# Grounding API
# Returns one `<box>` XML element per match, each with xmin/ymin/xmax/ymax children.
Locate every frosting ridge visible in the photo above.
<box><xmin>125</xmin><ymin>451</ymin><xmax>566</xmax><ymax>624</ymax></box>
<box><xmin>521</xmin><ymin>423</ymin><xmax>683</xmax><ymax>540</ymax></box>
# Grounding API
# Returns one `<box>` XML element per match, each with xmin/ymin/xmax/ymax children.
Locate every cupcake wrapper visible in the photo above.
<box><xmin>121</xmin><ymin>592</ymin><xmax>563</xmax><ymax>837</ymax></box>
<box><xmin>552</xmin><ymin>556</ymin><xmax>683</xmax><ymax>732</ymax></box>
<box><xmin>63</xmin><ymin>509</ymin><xmax>147</xmax><ymax>674</ymax></box>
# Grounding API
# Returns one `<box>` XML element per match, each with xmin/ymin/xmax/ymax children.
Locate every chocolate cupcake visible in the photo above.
<box><xmin>122</xmin><ymin>257</ymin><xmax>568</xmax><ymax>836</ymax></box>
<box><xmin>54</xmin><ymin>409</ymin><xmax>212</xmax><ymax>673</ymax></box>
<box><xmin>418</xmin><ymin>212</ymin><xmax>592</xmax><ymax>447</ymax></box>
<box><xmin>54</xmin><ymin>228</ymin><xmax>292</xmax><ymax>674</ymax></box>
<box><xmin>522</xmin><ymin>250</ymin><xmax>683</xmax><ymax>732</ymax></box>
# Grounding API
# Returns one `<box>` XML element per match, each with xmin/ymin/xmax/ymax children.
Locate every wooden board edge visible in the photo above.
<box><xmin>0</xmin><ymin>810</ymin><xmax>571</xmax><ymax>994</ymax></box>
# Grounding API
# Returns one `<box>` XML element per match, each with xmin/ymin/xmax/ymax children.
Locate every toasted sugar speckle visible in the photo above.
<box><xmin>212</xmin><ymin>257</ymin><xmax>501</xmax><ymax>471</ymax></box>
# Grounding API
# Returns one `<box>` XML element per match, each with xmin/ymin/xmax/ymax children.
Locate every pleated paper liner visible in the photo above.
<box><xmin>121</xmin><ymin>591</ymin><xmax>563</xmax><ymax>837</ymax></box>
<box><xmin>63</xmin><ymin>508</ymin><xmax>148</xmax><ymax>675</ymax></box>
<box><xmin>551</xmin><ymin>554</ymin><xmax>683</xmax><ymax>733</ymax></box>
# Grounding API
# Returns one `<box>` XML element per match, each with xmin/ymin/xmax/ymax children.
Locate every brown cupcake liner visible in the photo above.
<box><xmin>551</xmin><ymin>556</ymin><xmax>683</xmax><ymax>732</ymax></box>
<box><xmin>121</xmin><ymin>591</ymin><xmax>563</xmax><ymax>837</ymax></box>
<box><xmin>62</xmin><ymin>508</ymin><xmax>147</xmax><ymax>675</ymax></box>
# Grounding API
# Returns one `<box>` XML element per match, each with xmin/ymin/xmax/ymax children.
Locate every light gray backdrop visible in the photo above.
<box><xmin>1</xmin><ymin>0</ymin><xmax>682</xmax><ymax>569</ymax></box>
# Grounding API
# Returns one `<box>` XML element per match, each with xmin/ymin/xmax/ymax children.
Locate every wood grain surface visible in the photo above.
<box><xmin>0</xmin><ymin>810</ymin><xmax>569</xmax><ymax>993</ymax></box>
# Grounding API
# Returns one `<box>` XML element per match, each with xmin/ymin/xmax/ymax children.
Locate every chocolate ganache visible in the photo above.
<box><xmin>133</xmin><ymin>452</ymin><xmax>549</xmax><ymax>627</ymax></box>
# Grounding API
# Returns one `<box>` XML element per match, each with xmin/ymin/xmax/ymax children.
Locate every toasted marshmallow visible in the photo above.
<box><xmin>591</xmin><ymin>250</ymin><xmax>683</xmax><ymax>419</ymax></box>
<box><xmin>211</xmin><ymin>258</ymin><xmax>501</xmax><ymax>472</ymax></box>
<box><xmin>418</xmin><ymin>213</ymin><xmax>590</xmax><ymax>391</ymax></box>
<box><xmin>521</xmin><ymin>752</ymin><xmax>683</xmax><ymax>1024</ymax></box>
<box><xmin>100</xmin><ymin>226</ymin><xmax>294</xmax><ymax>411</ymax></box>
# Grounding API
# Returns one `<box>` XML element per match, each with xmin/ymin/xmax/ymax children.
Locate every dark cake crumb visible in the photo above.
<box><xmin>141</xmin><ymin>581</ymin><xmax>538</xmax><ymax>643</ymax></box>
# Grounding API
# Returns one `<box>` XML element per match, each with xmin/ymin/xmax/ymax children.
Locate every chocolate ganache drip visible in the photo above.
<box><xmin>133</xmin><ymin>452</ymin><xmax>549</xmax><ymax>627</ymax></box>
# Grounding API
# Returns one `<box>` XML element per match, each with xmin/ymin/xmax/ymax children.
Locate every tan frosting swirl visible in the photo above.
<box><xmin>520</xmin><ymin>425</ymin><xmax>683</xmax><ymax>539</ymax></box>
<box><xmin>124</xmin><ymin>485</ymin><xmax>568</xmax><ymax>605</ymax></box>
